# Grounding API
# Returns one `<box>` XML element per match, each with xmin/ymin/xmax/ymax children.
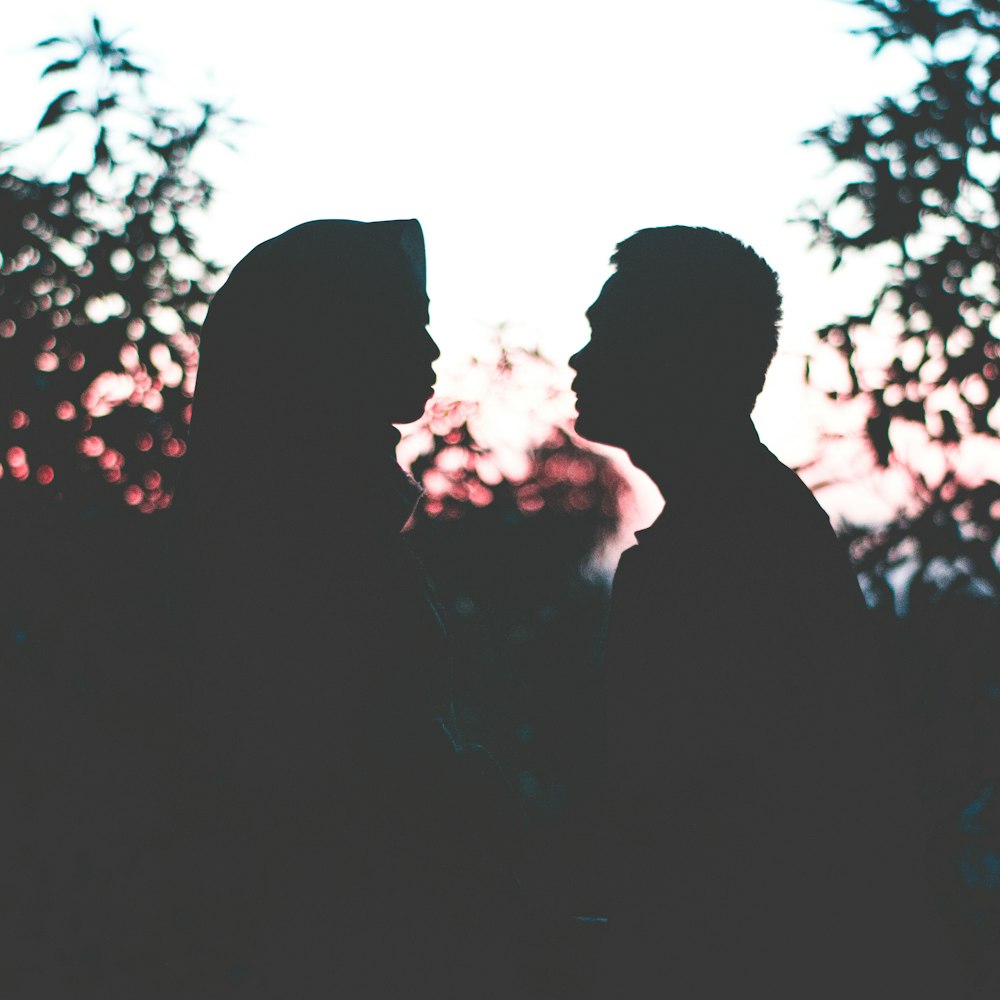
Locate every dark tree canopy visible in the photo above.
<box><xmin>801</xmin><ymin>0</ymin><xmax>1000</xmax><ymax>610</ymax></box>
<box><xmin>0</xmin><ymin>18</ymin><xmax>231</xmax><ymax>514</ymax></box>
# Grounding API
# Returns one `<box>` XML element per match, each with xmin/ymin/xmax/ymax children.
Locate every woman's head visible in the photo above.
<box><xmin>197</xmin><ymin>218</ymin><xmax>437</xmax><ymax>429</ymax></box>
<box><xmin>179</xmin><ymin>218</ymin><xmax>437</xmax><ymax>525</ymax></box>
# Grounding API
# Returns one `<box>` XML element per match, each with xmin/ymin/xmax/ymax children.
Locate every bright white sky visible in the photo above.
<box><xmin>2</xmin><ymin>1</ymin><xmax>926</xmax><ymax>525</ymax></box>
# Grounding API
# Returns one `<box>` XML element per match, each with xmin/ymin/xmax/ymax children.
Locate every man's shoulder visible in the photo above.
<box><xmin>624</xmin><ymin>445</ymin><xmax>857</xmax><ymax>599</ymax></box>
<box><xmin>637</xmin><ymin>446</ymin><xmax>836</xmax><ymax>551</ymax></box>
<box><xmin>746</xmin><ymin>445</ymin><xmax>831</xmax><ymax>518</ymax></box>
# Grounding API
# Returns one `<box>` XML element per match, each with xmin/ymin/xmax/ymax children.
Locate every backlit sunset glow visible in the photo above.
<box><xmin>396</xmin><ymin>338</ymin><xmax>643</xmax><ymax>565</ymax></box>
<box><xmin>0</xmin><ymin>1</ymin><xmax>995</xmax><ymax>614</ymax></box>
<box><xmin>1</xmin><ymin>7</ymin><xmax>999</xmax><ymax>988</ymax></box>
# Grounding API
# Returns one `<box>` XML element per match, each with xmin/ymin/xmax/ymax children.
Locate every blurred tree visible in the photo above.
<box><xmin>0</xmin><ymin>25</ymin><xmax>238</xmax><ymax>989</ymax></box>
<box><xmin>402</xmin><ymin>346</ymin><xmax>629</xmax><ymax>957</ymax></box>
<box><xmin>802</xmin><ymin>6</ymin><xmax>1000</xmax><ymax>982</ymax></box>
<box><xmin>0</xmin><ymin>17</ymin><xmax>235</xmax><ymax>754</ymax></box>
<box><xmin>409</xmin><ymin>420</ymin><xmax>622</xmax><ymax>804</ymax></box>
<box><xmin>800</xmin><ymin>0</ymin><xmax>1000</xmax><ymax>612</ymax></box>
<box><xmin>0</xmin><ymin>16</ymin><xmax>232</xmax><ymax>515</ymax></box>
<box><xmin>402</xmin><ymin>343</ymin><xmax>630</xmax><ymax>812</ymax></box>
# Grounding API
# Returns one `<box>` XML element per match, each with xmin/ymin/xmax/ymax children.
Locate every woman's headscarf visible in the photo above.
<box><xmin>171</xmin><ymin>219</ymin><xmax>429</xmax><ymax>629</ymax></box>
<box><xmin>177</xmin><ymin>218</ymin><xmax>427</xmax><ymax>524</ymax></box>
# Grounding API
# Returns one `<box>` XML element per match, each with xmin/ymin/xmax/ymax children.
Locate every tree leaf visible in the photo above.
<box><xmin>94</xmin><ymin>127</ymin><xmax>111</xmax><ymax>168</ymax></box>
<box><xmin>37</xmin><ymin>90</ymin><xmax>78</xmax><ymax>130</ymax></box>
<box><xmin>41</xmin><ymin>58</ymin><xmax>82</xmax><ymax>77</ymax></box>
<box><xmin>939</xmin><ymin>410</ymin><xmax>960</xmax><ymax>444</ymax></box>
<box><xmin>118</xmin><ymin>60</ymin><xmax>149</xmax><ymax>77</ymax></box>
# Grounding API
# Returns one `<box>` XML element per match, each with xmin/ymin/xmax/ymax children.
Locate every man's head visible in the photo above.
<box><xmin>570</xmin><ymin>226</ymin><xmax>781</xmax><ymax>458</ymax></box>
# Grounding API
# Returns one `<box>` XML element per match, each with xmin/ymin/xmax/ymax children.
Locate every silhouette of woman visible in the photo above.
<box><xmin>168</xmin><ymin>220</ymin><xmax>522</xmax><ymax>998</ymax></box>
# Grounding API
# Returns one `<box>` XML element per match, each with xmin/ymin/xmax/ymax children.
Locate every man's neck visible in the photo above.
<box><xmin>629</xmin><ymin>417</ymin><xmax>762</xmax><ymax>502</ymax></box>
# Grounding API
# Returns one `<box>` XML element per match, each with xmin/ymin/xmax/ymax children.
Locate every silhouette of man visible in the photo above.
<box><xmin>570</xmin><ymin>227</ymin><xmax>969</xmax><ymax>998</ymax></box>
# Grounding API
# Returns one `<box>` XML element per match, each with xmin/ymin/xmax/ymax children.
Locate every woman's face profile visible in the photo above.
<box><xmin>347</xmin><ymin>286</ymin><xmax>438</xmax><ymax>425</ymax></box>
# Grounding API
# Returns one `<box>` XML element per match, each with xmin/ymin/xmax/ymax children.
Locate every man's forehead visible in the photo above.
<box><xmin>586</xmin><ymin>274</ymin><xmax>626</xmax><ymax>320</ymax></box>
<box><xmin>587</xmin><ymin>272</ymin><xmax>663</xmax><ymax>325</ymax></box>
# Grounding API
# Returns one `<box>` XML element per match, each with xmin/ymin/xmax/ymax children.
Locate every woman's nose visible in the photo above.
<box><xmin>423</xmin><ymin>328</ymin><xmax>441</xmax><ymax>363</ymax></box>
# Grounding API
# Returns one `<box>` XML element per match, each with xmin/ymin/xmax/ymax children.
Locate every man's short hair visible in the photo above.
<box><xmin>609</xmin><ymin>226</ymin><xmax>782</xmax><ymax>411</ymax></box>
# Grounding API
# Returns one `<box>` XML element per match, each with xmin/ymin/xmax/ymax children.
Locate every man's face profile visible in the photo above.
<box><xmin>570</xmin><ymin>273</ymin><xmax>668</xmax><ymax>452</ymax></box>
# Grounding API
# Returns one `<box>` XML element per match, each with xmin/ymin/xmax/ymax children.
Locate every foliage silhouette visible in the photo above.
<box><xmin>802</xmin><ymin>5</ymin><xmax>1000</xmax><ymax>982</ymax></box>
<box><xmin>800</xmin><ymin>0</ymin><xmax>1000</xmax><ymax>610</ymax></box>
<box><xmin>0</xmin><ymin>24</ymin><xmax>234</xmax><ymax>993</ymax></box>
<box><xmin>399</xmin><ymin>344</ymin><xmax>629</xmax><ymax>991</ymax></box>
<box><xmin>403</xmin><ymin>343</ymin><xmax>629</xmax><ymax>822</ymax></box>
<box><xmin>0</xmin><ymin>17</ymin><xmax>232</xmax><ymax>514</ymax></box>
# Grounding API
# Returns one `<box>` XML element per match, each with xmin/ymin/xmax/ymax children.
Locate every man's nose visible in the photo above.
<box><xmin>569</xmin><ymin>345</ymin><xmax>588</xmax><ymax>372</ymax></box>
